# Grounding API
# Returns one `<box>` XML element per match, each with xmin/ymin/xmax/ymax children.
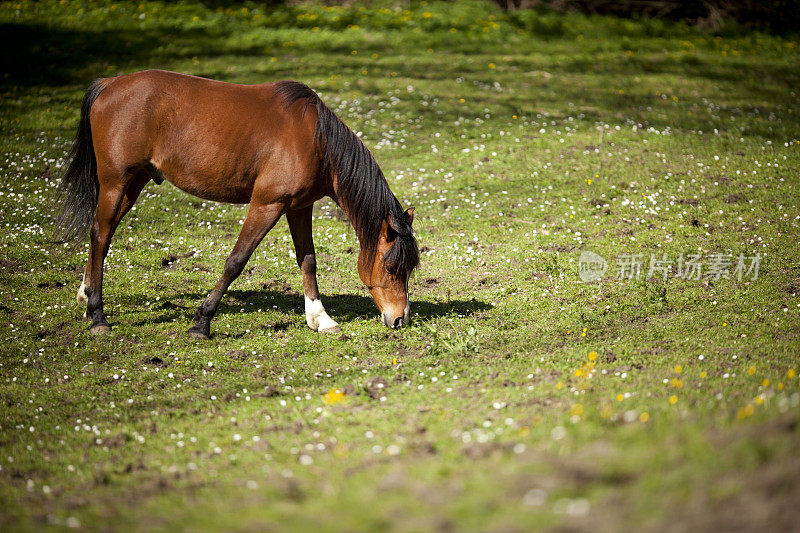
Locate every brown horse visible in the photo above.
<box><xmin>54</xmin><ymin>69</ymin><xmax>418</xmax><ymax>338</ymax></box>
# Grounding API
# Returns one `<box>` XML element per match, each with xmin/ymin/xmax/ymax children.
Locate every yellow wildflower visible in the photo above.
<box><xmin>736</xmin><ymin>404</ymin><xmax>755</xmax><ymax>419</ymax></box>
<box><xmin>588</xmin><ymin>351</ymin><xmax>598</xmax><ymax>362</ymax></box>
<box><xmin>669</xmin><ymin>395</ymin><xmax>678</xmax><ymax>405</ymax></box>
<box><xmin>323</xmin><ymin>388</ymin><xmax>345</xmax><ymax>405</ymax></box>
<box><xmin>332</xmin><ymin>444</ymin><xmax>350</xmax><ymax>458</ymax></box>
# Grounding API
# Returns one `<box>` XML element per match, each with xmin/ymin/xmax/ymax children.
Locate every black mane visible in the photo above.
<box><xmin>275</xmin><ymin>81</ymin><xmax>419</xmax><ymax>279</ymax></box>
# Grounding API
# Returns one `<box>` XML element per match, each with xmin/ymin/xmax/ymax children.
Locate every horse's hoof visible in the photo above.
<box><xmin>319</xmin><ymin>325</ymin><xmax>341</xmax><ymax>334</ymax></box>
<box><xmin>188</xmin><ymin>328</ymin><xmax>209</xmax><ymax>340</ymax></box>
<box><xmin>89</xmin><ymin>324</ymin><xmax>111</xmax><ymax>335</ymax></box>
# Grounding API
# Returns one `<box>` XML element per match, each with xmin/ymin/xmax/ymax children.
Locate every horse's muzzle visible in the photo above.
<box><xmin>382</xmin><ymin>306</ymin><xmax>410</xmax><ymax>329</ymax></box>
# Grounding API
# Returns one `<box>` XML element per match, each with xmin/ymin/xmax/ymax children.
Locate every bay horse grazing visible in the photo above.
<box><xmin>54</xmin><ymin>70</ymin><xmax>418</xmax><ymax>338</ymax></box>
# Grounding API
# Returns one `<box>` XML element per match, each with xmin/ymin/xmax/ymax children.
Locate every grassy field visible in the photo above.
<box><xmin>2</xmin><ymin>1</ymin><xmax>800</xmax><ymax>530</ymax></box>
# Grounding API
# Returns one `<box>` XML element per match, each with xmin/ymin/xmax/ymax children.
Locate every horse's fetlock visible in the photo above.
<box><xmin>86</xmin><ymin>300</ymin><xmax>100</xmax><ymax>316</ymax></box>
<box><xmin>197</xmin><ymin>300</ymin><xmax>216</xmax><ymax>318</ymax></box>
<box><xmin>188</xmin><ymin>317</ymin><xmax>211</xmax><ymax>339</ymax></box>
<box><xmin>89</xmin><ymin>308</ymin><xmax>109</xmax><ymax>330</ymax></box>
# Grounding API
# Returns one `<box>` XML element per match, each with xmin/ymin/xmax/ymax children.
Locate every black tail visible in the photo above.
<box><xmin>53</xmin><ymin>78</ymin><xmax>106</xmax><ymax>245</ymax></box>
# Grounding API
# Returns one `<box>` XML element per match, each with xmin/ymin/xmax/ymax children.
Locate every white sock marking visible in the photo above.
<box><xmin>77</xmin><ymin>275</ymin><xmax>88</xmax><ymax>304</ymax></box>
<box><xmin>305</xmin><ymin>296</ymin><xmax>339</xmax><ymax>332</ymax></box>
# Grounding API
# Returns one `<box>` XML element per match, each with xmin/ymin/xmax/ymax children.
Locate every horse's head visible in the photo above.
<box><xmin>358</xmin><ymin>207</ymin><xmax>418</xmax><ymax>328</ymax></box>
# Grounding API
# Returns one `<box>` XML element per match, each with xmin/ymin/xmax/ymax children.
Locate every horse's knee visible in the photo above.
<box><xmin>299</xmin><ymin>254</ymin><xmax>316</xmax><ymax>274</ymax></box>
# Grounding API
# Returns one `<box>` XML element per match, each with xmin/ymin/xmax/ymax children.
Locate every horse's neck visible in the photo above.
<box><xmin>329</xmin><ymin>172</ymin><xmax>357</xmax><ymax>225</ymax></box>
<box><xmin>329</xmin><ymin>173</ymin><xmax>347</xmax><ymax>216</ymax></box>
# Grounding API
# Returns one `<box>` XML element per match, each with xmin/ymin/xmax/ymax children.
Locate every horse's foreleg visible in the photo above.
<box><xmin>287</xmin><ymin>206</ymin><xmax>340</xmax><ymax>333</ymax></box>
<box><xmin>189</xmin><ymin>202</ymin><xmax>286</xmax><ymax>339</ymax></box>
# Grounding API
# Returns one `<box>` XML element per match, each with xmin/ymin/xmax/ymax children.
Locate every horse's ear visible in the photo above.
<box><xmin>385</xmin><ymin>218</ymin><xmax>399</xmax><ymax>242</ymax></box>
<box><xmin>387</xmin><ymin>208</ymin><xmax>414</xmax><ymax>240</ymax></box>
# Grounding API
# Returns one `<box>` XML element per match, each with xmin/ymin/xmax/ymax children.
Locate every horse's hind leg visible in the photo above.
<box><xmin>286</xmin><ymin>205</ymin><xmax>340</xmax><ymax>333</ymax></box>
<box><xmin>77</xmin><ymin>172</ymin><xmax>149</xmax><ymax>311</ymax></box>
<box><xmin>82</xmin><ymin>171</ymin><xmax>148</xmax><ymax>333</ymax></box>
<box><xmin>188</xmin><ymin>201</ymin><xmax>287</xmax><ymax>339</ymax></box>
<box><xmin>78</xmin><ymin>174</ymin><xmax>148</xmax><ymax>312</ymax></box>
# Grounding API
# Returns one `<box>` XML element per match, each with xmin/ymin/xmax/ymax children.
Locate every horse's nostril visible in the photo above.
<box><xmin>393</xmin><ymin>316</ymin><xmax>403</xmax><ymax>329</ymax></box>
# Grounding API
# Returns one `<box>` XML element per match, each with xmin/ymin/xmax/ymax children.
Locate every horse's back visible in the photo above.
<box><xmin>89</xmin><ymin>70</ymin><xmax>320</xmax><ymax>204</ymax></box>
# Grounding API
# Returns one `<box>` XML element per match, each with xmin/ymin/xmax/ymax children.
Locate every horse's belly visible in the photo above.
<box><xmin>155</xmin><ymin>163</ymin><xmax>254</xmax><ymax>204</ymax></box>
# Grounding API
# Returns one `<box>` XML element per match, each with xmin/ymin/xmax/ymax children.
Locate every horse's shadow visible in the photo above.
<box><xmin>119</xmin><ymin>289</ymin><xmax>492</xmax><ymax>328</ymax></box>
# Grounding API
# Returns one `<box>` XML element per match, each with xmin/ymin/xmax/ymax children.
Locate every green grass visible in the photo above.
<box><xmin>2</xmin><ymin>0</ymin><xmax>800</xmax><ymax>530</ymax></box>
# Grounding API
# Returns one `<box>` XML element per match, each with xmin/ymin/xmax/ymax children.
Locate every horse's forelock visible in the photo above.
<box><xmin>383</xmin><ymin>231</ymin><xmax>419</xmax><ymax>280</ymax></box>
